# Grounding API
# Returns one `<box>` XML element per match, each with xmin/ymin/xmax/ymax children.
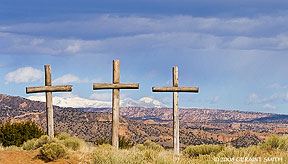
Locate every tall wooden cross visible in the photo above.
<box><xmin>152</xmin><ymin>66</ymin><xmax>199</xmax><ymax>155</ymax></box>
<box><xmin>93</xmin><ymin>60</ymin><xmax>139</xmax><ymax>149</ymax></box>
<box><xmin>26</xmin><ymin>65</ymin><xmax>72</xmax><ymax>137</ymax></box>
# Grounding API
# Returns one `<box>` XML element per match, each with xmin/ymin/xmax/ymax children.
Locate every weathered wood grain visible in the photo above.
<box><xmin>46</xmin><ymin>91</ymin><xmax>54</xmax><ymax>137</ymax></box>
<box><xmin>152</xmin><ymin>66</ymin><xmax>199</xmax><ymax>156</ymax></box>
<box><xmin>93</xmin><ymin>83</ymin><xmax>139</xmax><ymax>90</ymax></box>
<box><xmin>45</xmin><ymin>65</ymin><xmax>51</xmax><ymax>86</ymax></box>
<box><xmin>173</xmin><ymin>66</ymin><xmax>180</xmax><ymax>155</ymax></box>
<box><xmin>45</xmin><ymin>65</ymin><xmax>54</xmax><ymax>138</ymax></box>
<box><xmin>112</xmin><ymin>60</ymin><xmax>120</xmax><ymax>148</ymax></box>
<box><xmin>113</xmin><ymin>60</ymin><xmax>120</xmax><ymax>84</ymax></box>
<box><xmin>112</xmin><ymin>88</ymin><xmax>120</xmax><ymax>148</ymax></box>
<box><xmin>152</xmin><ymin>86</ymin><xmax>199</xmax><ymax>92</ymax></box>
<box><xmin>26</xmin><ymin>65</ymin><xmax>73</xmax><ymax>138</ymax></box>
<box><xmin>173</xmin><ymin>66</ymin><xmax>178</xmax><ymax>87</ymax></box>
<box><xmin>173</xmin><ymin>91</ymin><xmax>179</xmax><ymax>155</ymax></box>
<box><xmin>26</xmin><ymin>85</ymin><xmax>72</xmax><ymax>93</ymax></box>
<box><xmin>92</xmin><ymin>60</ymin><xmax>139</xmax><ymax>149</ymax></box>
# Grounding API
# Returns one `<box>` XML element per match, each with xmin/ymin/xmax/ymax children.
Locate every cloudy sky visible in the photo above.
<box><xmin>1</xmin><ymin>0</ymin><xmax>288</xmax><ymax>114</ymax></box>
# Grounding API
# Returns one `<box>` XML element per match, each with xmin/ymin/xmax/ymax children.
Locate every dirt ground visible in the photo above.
<box><xmin>0</xmin><ymin>150</ymin><xmax>81</xmax><ymax>164</ymax></box>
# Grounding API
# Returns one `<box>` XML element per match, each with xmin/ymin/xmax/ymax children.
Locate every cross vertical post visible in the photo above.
<box><xmin>173</xmin><ymin>66</ymin><xmax>179</xmax><ymax>155</ymax></box>
<box><xmin>112</xmin><ymin>60</ymin><xmax>120</xmax><ymax>148</ymax></box>
<box><xmin>93</xmin><ymin>60</ymin><xmax>139</xmax><ymax>149</ymax></box>
<box><xmin>26</xmin><ymin>65</ymin><xmax>72</xmax><ymax>137</ymax></box>
<box><xmin>45</xmin><ymin>65</ymin><xmax>54</xmax><ymax>137</ymax></box>
<box><xmin>152</xmin><ymin>66</ymin><xmax>199</xmax><ymax>155</ymax></box>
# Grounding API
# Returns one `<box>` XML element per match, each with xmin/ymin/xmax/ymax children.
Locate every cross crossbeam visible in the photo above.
<box><xmin>26</xmin><ymin>65</ymin><xmax>72</xmax><ymax>137</ymax></box>
<box><xmin>152</xmin><ymin>66</ymin><xmax>199</xmax><ymax>155</ymax></box>
<box><xmin>93</xmin><ymin>60</ymin><xmax>139</xmax><ymax>149</ymax></box>
<box><xmin>26</xmin><ymin>85</ymin><xmax>72</xmax><ymax>93</ymax></box>
<box><xmin>152</xmin><ymin>86</ymin><xmax>198</xmax><ymax>92</ymax></box>
<box><xmin>93</xmin><ymin>83</ymin><xmax>139</xmax><ymax>90</ymax></box>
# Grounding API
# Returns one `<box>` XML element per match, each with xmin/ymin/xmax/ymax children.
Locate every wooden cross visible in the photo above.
<box><xmin>93</xmin><ymin>60</ymin><xmax>139</xmax><ymax>149</ymax></box>
<box><xmin>152</xmin><ymin>66</ymin><xmax>199</xmax><ymax>155</ymax></box>
<box><xmin>26</xmin><ymin>65</ymin><xmax>72</xmax><ymax>137</ymax></box>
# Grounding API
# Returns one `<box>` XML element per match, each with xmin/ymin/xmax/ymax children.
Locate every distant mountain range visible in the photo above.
<box><xmin>1</xmin><ymin>94</ymin><xmax>288</xmax><ymax>148</ymax></box>
<box><xmin>27</xmin><ymin>95</ymin><xmax>167</xmax><ymax>108</ymax></box>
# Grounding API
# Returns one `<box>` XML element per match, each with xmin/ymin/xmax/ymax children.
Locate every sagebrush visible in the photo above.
<box><xmin>39</xmin><ymin>142</ymin><xmax>68</xmax><ymax>162</ymax></box>
<box><xmin>2</xmin><ymin>131</ymin><xmax>288</xmax><ymax>163</ymax></box>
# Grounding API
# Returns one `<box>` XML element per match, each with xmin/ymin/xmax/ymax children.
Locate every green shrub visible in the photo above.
<box><xmin>143</xmin><ymin>140</ymin><xmax>164</xmax><ymax>152</ymax></box>
<box><xmin>5</xmin><ymin>145</ymin><xmax>22</xmax><ymax>151</ymax></box>
<box><xmin>132</xmin><ymin>140</ymin><xmax>164</xmax><ymax>162</ymax></box>
<box><xmin>97</xmin><ymin>143</ymin><xmax>114</xmax><ymax>150</ymax></box>
<box><xmin>56</xmin><ymin>132</ymin><xmax>86</xmax><ymax>151</ymax></box>
<box><xmin>0</xmin><ymin>121</ymin><xmax>44</xmax><ymax>147</ymax></box>
<box><xmin>119</xmin><ymin>135</ymin><xmax>133</xmax><ymax>149</ymax></box>
<box><xmin>246</xmin><ymin>145</ymin><xmax>263</xmax><ymax>157</ymax></box>
<box><xmin>217</xmin><ymin>145</ymin><xmax>236</xmax><ymax>158</ymax></box>
<box><xmin>129</xmin><ymin>141</ymin><xmax>164</xmax><ymax>163</ymax></box>
<box><xmin>95</xmin><ymin>136</ymin><xmax>133</xmax><ymax>149</ymax></box>
<box><xmin>22</xmin><ymin>138</ymin><xmax>37</xmax><ymax>150</ymax></box>
<box><xmin>39</xmin><ymin>142</ymin><xmax>68</xmax><ymax>162</ymax></box>
<box><xmin>89</xmin><ymin>139</ymin><xmax>288</xmax><ymax>164</ymax></box>
<box><xmin>63</xmin><ymin>136</ymin><xmax>85</xmax><ymax>151</ymax></box>
<box><xmin>278</xmin><ymin>135</ymin><xmax>288</xmax><ymax>151</ymax></box>
<box><xmin>92</xmin><ymin>145</ymin><xmax>145</xmax><ymax>164</ymax></box>
<box><xmin>156</xmin><ymin>151</ymin><xmax>181</xmax><ymax>164</ymax></box>
<box><xmin>22</xmin><ymin>135</ymin><xmax>58</xmax><ymax>150</ymax></box>
<box><xmin>22</xmin><ymin>133</ymin><xmax>87</xmax><ymax>152</ymax></box>
<box><xmin>144</xmin><ymin>149</ymin><xmax>158</xmax><ymax>162</ymax></box>
<box><xmin>0</xmin><ymin>143</ymin><xmax>4</xmax><ymax>150</ymax></box>
<box><xmin>56</xmin><ymin>132</ymin><xmax>71</xmax><ymax>140</ymax></box>
<box><xmin>95</xmin><ymin>137</ymin><xmax>110</xmax><ymax>146</ymax></box>
<box><xmin>260</xmin><ymin>135</ymin><xmax>288</xmax><ymax>151</ymax></box>
<box><xmin>93</xmin><ymin>143</ymin><xmax>193</xmax><ymax>164</ymax></box>
<box><xmin>183</xmin><ymin>144</ymin><xmax>223</xmax><ymax>158</ymax></box>
<box><xmin>34</xmin><ymin>135</ymin><xmax>58</xmax><ymax>149</ymax></box>
<box><xmin>93</xmin><ymin>144</ymin><xmax>117</xmax><ymax>163</ymax></box>
<box><xmin>135</xmin><ymin>144</ymin><xmax>146</xmax><ymax>151</ymax></box>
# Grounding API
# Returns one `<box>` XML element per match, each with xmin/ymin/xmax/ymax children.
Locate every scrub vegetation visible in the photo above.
<box><xmin>0</xmin><ymin>121</ymin><xmax>287</xmax><ymax>163</ymax></box>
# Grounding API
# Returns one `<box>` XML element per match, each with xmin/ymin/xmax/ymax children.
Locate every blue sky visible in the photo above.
<box><xmin>1</xmin><ymin>0</ymin><xmax>288</xmax><ymax>114</ymax></box>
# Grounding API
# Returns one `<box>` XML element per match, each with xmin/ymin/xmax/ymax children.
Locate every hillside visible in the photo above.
<box><xmin>1</xmin><ymin>94</ymin><xmax>288</xmax><ymax>148</ymax></box>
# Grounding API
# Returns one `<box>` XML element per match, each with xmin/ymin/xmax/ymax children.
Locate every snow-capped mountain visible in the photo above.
<box><xmin>27</xmin><ymin>95</ymin><xmax>167</xmax><ymax>108</ymax></box>
<box><xmin>120</xmin><ymin>97</ymin><xmax>167</xmax><ymax>108</ymax></box>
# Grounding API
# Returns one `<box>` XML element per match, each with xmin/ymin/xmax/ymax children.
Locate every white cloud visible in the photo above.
<box><xmin>53</xmin><ymin>74</ymin><xmax>100</xmax><ymax>84</ymax></box>
<box><xmin>65</xmin><ymin>43</ymin><xmax>81</xmax><ymax>53</ymax></box>
<box><xmin>161</xmin><ymin>96</ymin><xmax>171</xmax><ymax>103</ymax></box>
<box><xmin>5</xmin><ymin>67</ymin><xmax>43</xmax><ymax>83</ymax></box>
<box><xmin>227</xmin><ymin>36</ymin><xmax>279</xmax><ymax>50</ymax></box>
<box><xmin>2</xmin><ymin>15</ymin><xmax>287</xmax><ymax>39</ymax></box>
<box><xmin>248</xmin><ymin>93</ymin><xmax>261</xmax><ymax>104</ymax></box>
<box><xmin>90</xmin><ymin>92</ymin><xmax>112</xmax><ymax>101</ymax></box>
<box><xmin>53</xmin><ymin>74</ymin><xmax>81</xmax><ymax>84</ymax></box>
<box><xmin>0</xmin><ymin>31</ymin><xmax>285</xmax><ymax>56</ymax></box>
<box><xmin>266</xmin><ymin>83</ymin><xmax>288</xmax><ymax>89</ymax></box>
<box><xmin>27</xmin><ymin>94</ymin><xmax>167</xmax><ymax>108</ymax></box>
<box><xmin>165</xmin><ymin>79</ymin><xmax>172</xmax><ymax>85</ymax></box>
<box><xmin>1</xmin><ymin>14</ymin><xmax>288</xmax><ymax>55</ymax></box>
<box><xmin>247</xmin><ymin>93</ymin><xmax>283</xmax><ymax>104</ymax></box>
<box><xmin>247</xmin><ymin>91</ymin><xmax>288</xmax><ymax>111</ymax></box>
<box><xmin>263</xmin><ymin>104</ymin><xmax>276</xmax><ymax>110</ymax></box>
<box><xmin>209</xmin><ymin>96</ymin><xmax>220</xmax><ymax>104</ymax></box>
<box><xmin>285</xmin><ymin>92</ymin><xmax>288</xmax><ymax>102</ymax></box>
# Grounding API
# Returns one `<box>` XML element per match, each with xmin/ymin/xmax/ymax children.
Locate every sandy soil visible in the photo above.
<box><xmin>0</xmin><ymin>150</ymin><xmax>81</xmax><ymax>164</ymax></box>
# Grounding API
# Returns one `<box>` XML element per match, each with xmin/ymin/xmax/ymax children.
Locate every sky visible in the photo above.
<box><xmin>1</xmin><ymin>0</ymin><xmax>288</xmax><ymax>114</ymax></box>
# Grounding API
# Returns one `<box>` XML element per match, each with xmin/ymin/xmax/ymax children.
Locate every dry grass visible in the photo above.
<box><xmin>1</xmin><ymin>134</ymin><xmax>288</xmax><ymax>163</ymax></box>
